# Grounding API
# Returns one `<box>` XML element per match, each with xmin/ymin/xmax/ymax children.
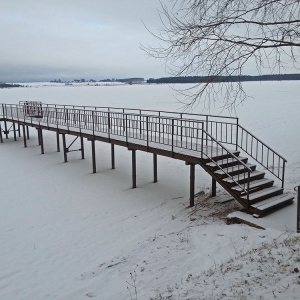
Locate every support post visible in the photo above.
<box><xmin>62</xmin><ymin>133</ymin><xmax>68</xmax><ymax>162</ymax></box>
<box><xmin>212</xmin><ymin>178</ymin><xmax>217</xmax><ymax>197</ymax></box>
<box><xmin>190</xmin><ymin>163</ymin><xmax>195</xmax><ymax>207</ymax></box>
<box><xmin>91</xmin><ymin>139</ymin><xmax>96</xmax><ymax>173</ymax></box>
<box><xmin>295</xmin><ymin>186</ymin><xmax>300</xmax><ymax>233</ymax></box>
<box><xmin>56</xmin><ymin>131</ymin><xmax>60</xmax><ymax>152</ymax></box>
<box><xmin>153</xmin><ymin>153</ymin><xmax>158</xmax><ymax>183</ymax></box>
<box><xmin>0</xmin><ymin>123</ymin><xmax>3</xmax><ymax>143</ymax></box>
<box><xmin>37</xmin><ymin>128</ymin><xmax>41</xmax><ymax>145</ymax></box>
<box><xmin>132</xmin><ymin>149</ymin><xmax>136</xmax><ymax>189</ymax></box>
<box><xmin>39</xmin><ymin>128</ymin><xmax>44</xmax><ymax>154</ymax></box>
<box><xmin>22</xmin><ymin>125</ymin><xmax>27</xmax><ymax>148</ymax></box>
<box><xmin>4</xmin><ymin>121</ymin><xmax>8</xmax><ymax>139</ymax></box>
<box><xmin>80</xmin><ymin>136</ymin><xmax>84</xmax><ymax>159</ymax></box>
<box><xmin>13</xmin><ymin>122</ymin><xmax>17</xmax><ymax>141</ymax></box>
<box><xmin>18</xmin><ymin>123</ymin><xmax>21</xmax><ymax>137</ymax></box>
<box><xmin>26</xmin><ymin>126</ymin><xmax>30</xmax><ymax>139</ymax></box>
<box><xmin>111</xmin><ymin>143</ymin><xmax>115</xmax><ymax>169</ymax></box>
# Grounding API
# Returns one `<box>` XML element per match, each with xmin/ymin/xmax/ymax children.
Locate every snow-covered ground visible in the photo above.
<box><xmin>0</xmin><ymin>81</ymin><xmax>300</xmax><ymax>299</ymax></box>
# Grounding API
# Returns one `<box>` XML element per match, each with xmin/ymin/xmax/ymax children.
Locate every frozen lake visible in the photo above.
<box><xmin>0</xmin><ymin>81</ymin><xmax>300</xmax><ymax>299</ymax></box>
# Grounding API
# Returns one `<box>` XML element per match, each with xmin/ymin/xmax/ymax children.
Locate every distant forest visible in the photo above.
<box><xmin>147</xmin><ymin>74</ymin><xmax>300</xmax><ymax>84</ymax></box>
<box><xmin>0</xmin><ymin>83</ymin><xmax>23</xmax><ymax>88</ymax></box>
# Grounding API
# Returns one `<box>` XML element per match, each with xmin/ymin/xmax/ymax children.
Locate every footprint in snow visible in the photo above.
<box><xmin>86</xmin><ymin>292</ymin><xmax>97</xmax><ymax>298</ymax></box>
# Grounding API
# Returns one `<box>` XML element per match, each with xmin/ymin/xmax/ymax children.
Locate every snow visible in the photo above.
<box><xmin>0</xmin><ymin>81</ymin><xmax>300</xmax><ymax>299</ymax></box>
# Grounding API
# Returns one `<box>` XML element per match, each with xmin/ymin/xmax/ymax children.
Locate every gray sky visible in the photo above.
<box><xmin>0</xmin><ymin>0</ymin><xmax>167</xmax><ymax>82</ymax></box>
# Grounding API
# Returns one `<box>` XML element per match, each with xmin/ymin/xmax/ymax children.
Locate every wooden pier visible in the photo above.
<box><xmin>0</xmin><ymin>101</ymin><xmax>294</xmax><ymax>216</ymax></box>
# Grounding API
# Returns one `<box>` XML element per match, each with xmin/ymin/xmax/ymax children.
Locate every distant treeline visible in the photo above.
<box><xmin>147</xmin><ymin>74</ymin><xmax>300</xmax><ymax>84</ymax></box>
<box><xmin>0</xmin><ymin>83</ymin><xmax>23</xmax><ymax>88</ymax></box>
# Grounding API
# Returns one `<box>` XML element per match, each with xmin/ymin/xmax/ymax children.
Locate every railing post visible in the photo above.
<box><xmin>1</xmin><ymin>104</ymin><xmax>5</xmax><ymax>117</ymax></box>
<box><xmin>146</xmin><ymin>116</ymin><xmax>149</xmax><ymax>151</ymax></box>
<box><xmin>139</xmin><ymin>109</ymin><xmax>142</xmax><ymax>136</ymax></box>
<box><xmin>236</xmin><ymin>118</ymin><xmax>239</xmax><ymax>151</ymax></box>
<box><xmin>123</xmin><ymin>108</ymin><xmax>125</xmax><ymax>132</ymax></box>
<box><xmin>171</xmin><ymin>119</ymin><xmax>174</xmax><ymax>157</ymax></box>
<box><xmin>180</xmin><ymin>113</ymin><xmax>183</xmax><ymax>142</ymax></box>
<box><xmin>16</xmin><ymin>105</ymin><xmax>21</xmax><ymax>137</ymax></box>
<box><xmin>125</xmin><ymin>114</ymin><xmax>128</xmax><ymax>145</ymax></box>
<box><xmin>201</xmin><ymin>123</ymin><xmax>204</xmax><ymax>159</ymax></box>
<box><xmin>92</xmin><ymin>111</ymin><xmax>95</xmax><ymax>136</ymax></box>
<box><xmin>205</xmin><ymin>116</ymin><xmax>208</xmax><ymax>146</ymax></box>
<box><xmin>282</xmin><ymin>160</ymin><xmax>286</xmax><ymax>189</ymax></box>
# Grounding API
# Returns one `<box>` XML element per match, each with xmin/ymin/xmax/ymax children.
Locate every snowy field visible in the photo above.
<box><xmin>0</xmin><ymin>81</ymin><xmax>300</xmax><ymax>299</ymax></box>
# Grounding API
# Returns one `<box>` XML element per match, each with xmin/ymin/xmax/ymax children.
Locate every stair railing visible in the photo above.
<box><xmin>237</xmin><ymin>125</ymin><xmax>286</xmax><ymax>188</ymax></box>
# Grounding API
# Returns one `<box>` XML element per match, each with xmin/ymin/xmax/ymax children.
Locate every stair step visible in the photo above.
<box><xmin>206</xmin><ymin>156</ymin><xmax>248</xmax><ymax>171</ymax></box>
<box><xmin>214</xmin><ymin>163</ymin><xmax>256</xmax><ymax>178</ymax></box>
<box><xmin>232</xmin><ymin>178</ymin><xmax>274</xmax><ymax>195</ymax></box>
<box><xmin>241</xmin><ymin>186</ymin><xmax>283</xmax><ymax>203</ymax></box>
<box><xmin>209</xmin><ymin>150</ymin><xmax>240</xmax><ymax>162</ymax></box>
<box><xmin>251</xmin><ymin>194</ymin><xmax>294</xmax><ymax>215</ymax></box>
<box><xmin>223</xmin><ymin>170</ymin><xmax>265</xmax><ymax>187</ymax></box>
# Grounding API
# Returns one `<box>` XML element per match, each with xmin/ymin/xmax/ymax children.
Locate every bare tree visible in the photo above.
<box><xmin>144</xmin><ymin>0</ymin><xmax>300</xmax><ymax>110</ymax></box>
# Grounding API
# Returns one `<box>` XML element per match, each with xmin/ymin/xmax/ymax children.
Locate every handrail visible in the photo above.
<box><xmin>27</xmin><ymin>102</ymin><xmax>239</xmax><ymax>122</ymax></box>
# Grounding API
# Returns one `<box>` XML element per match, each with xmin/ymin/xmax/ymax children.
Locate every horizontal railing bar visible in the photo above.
<box><xmin>19</xmin><ymin>102</ymin><xmax>239</xmax><ymax>121</ymax></box>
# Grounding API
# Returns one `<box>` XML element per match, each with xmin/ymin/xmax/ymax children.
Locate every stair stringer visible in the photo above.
<box><xmin>199</xmin><ymin>161</ymin><xmax>250</xmax><ymax>210</ymax></box>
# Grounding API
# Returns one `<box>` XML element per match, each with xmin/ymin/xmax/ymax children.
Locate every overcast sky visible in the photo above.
<box><xmin>0</xmin><ymin>0</ymin><xmax>168</xmax><ymax>82</ymax></box>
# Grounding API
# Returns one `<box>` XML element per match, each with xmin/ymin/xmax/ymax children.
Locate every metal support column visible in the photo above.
<box><xmin>153</xmin><ymin>153</ymin><xmax>158</xmax><ymax>183</ymax></box>
<box><xmin>111</xmin><ymin>143</ymin><xmax>115</xmax><ymax>169</ymax></box>
<box><xmin>26</xmin><ymin>126</ymin><xmax>30</xmax><ymax>139</ymax></box>
<box><xmin>22</xmin><ymin>125</ymin><xmax>27</xmax><ymax>148</ymax></box>
<box><xmin>13</xmin><ymin>122</ymin><xmax>17</xmax><ymax>141</ymax></box>
<box><xmin>80</xmin><ymin>136</ymin><xmax>84</xmax><ymax>159</ymax></box>
<box><xmin>212</xmin><ymin>178</ymin><xmax>217</xmax><ymax>197</ymax></box>
<box><xmin>91</xmin><ymin>139</ymin><xmax>96</xmax><ymax>173</ymax></box>
<box><xmin>56</xmin><ymin>131</ymin><xmax>60</xmax><ymax>152</ymax></box>
<box><xmin>190</xmin><ymin>163</ymin><xmax>195</xmax><ymax>207</ymax></box>
<box><xmin>18</xmin><ymin>123</ymin><xmax>21</xmax><ymax>137</ymax></box>
<box><xmin>39</xmin><ymin>128</ymin><xmax>44</xmax><ymax>154</ymax></box>
<box><xmin>37</xmin><ymin>128</ymin><xmax>41</xmax><ymax>145</ymax></box>
<box><xmin>132</xmin><ymin>149</ymin><xmax>136</xmax><ymax>189</ymax></box>
<box><xmin>295</xmin><ymin>186</ymin><xmax>300</xmax><ymax>233</ymax></box>
<box><xmin>62</xmin><ymin>133</ymin><xmax>67</xmax><ymax>162</ymax></box>
<box><xmin>0</xmin><ymin>123</ymin><xmax>3</xmax><ymax>143</ymax></box>
<box><xmin>4</xmin><ymin>121</ymin><xmax>8</xmax><ymax>139</ymax></box>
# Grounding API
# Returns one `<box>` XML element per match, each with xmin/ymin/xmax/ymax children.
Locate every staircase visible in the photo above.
<box><xmin>202</xmin><ymin>150</ymin><xmax>294</xmax><ymax>217</ymax></box>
